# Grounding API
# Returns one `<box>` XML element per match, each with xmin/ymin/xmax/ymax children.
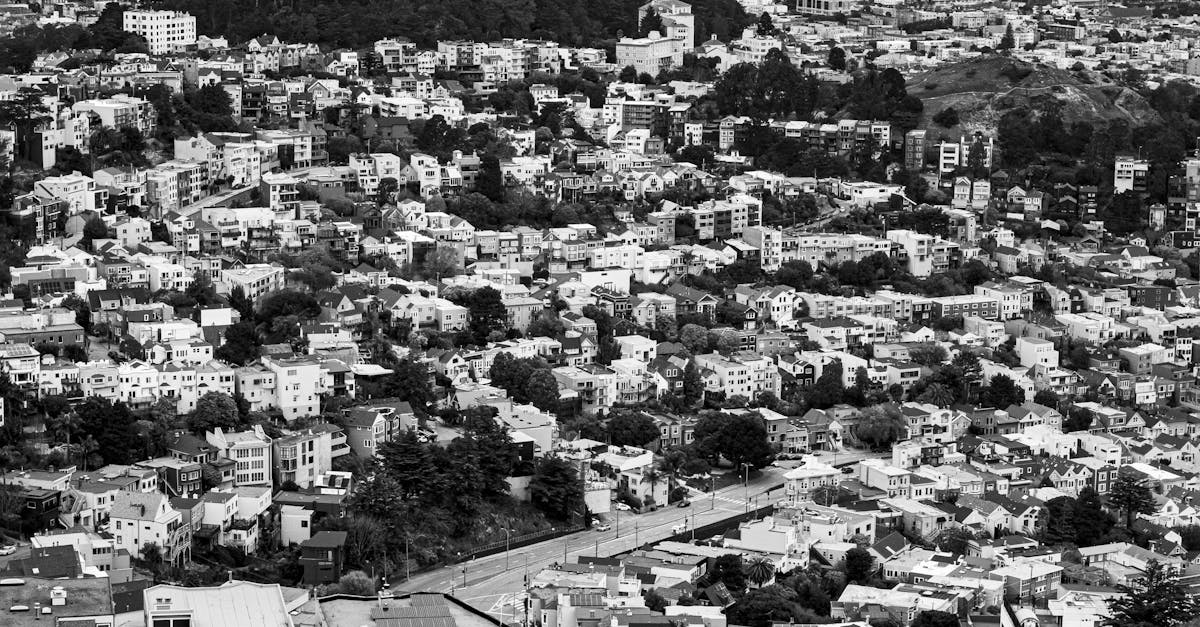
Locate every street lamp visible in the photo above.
<box><xmin>503</xmin><ymin>528</ymin><xmax>511</xmax><ymax>570</ymax></box>
<box><xmin>741</xmin><ymin>463</ymin><xmax>751</xmax><ymax>512</ymax></box>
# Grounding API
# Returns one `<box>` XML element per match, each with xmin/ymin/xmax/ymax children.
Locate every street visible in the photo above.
<box><xmin>395</xmin><ymin>466</ymin><xmax>791</xmax><ymax>616</ymax></box>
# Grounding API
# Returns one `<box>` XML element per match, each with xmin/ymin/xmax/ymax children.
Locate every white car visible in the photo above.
<box><xmin>671</xmin><ymin>523</ymin><xmax>688</xmax><ymax>534</ymax></box>
<box><xmin>594</xmin><ymin>524</ymin><xmax>611</xmax><ymax>532</ymax></box>
<box><xmin>613</xmin><ymin>502</ymin><xmax>631</xmax><ymax>511</ymax></box>
<box><xmin>0</xmin><ymin>545</ymin><xmax>17</xmax><ymax>556</ymax></box>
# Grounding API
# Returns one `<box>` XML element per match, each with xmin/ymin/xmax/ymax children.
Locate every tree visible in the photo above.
<box><xmin>933</xmin><ymin>527</ymin><xmax>976</xmax><ymax>555</ymax></box>
<box><xmin>643</xmin><ymin>588</ymin><xmax>667</xmax><ymax>612</ymax></box>
<box><xmin>607</xmin><ymin>410</ymin><xmax>660</xmax><ymax>447</ymax></box>
<box><xmin>447</xmin><ymin>286</ymin><xmax>507</xmax><ymax>346</ymax></box>
<box><xmin>932</xmin><ymin>107</ymin><xmax>959</xmax><ymax>128</ymax></box>
<box><xmin>693</xmin><ymin>412</ymin><xmax>774</xmax><ymax>469</ymax></box>
<box><xmin>530</xmin><ymin>455</ymin><xmax>584</xmax><ymax>521</ymax></box>
<box><xmin>1074</xmin><ymin>487</ymin><xmax>1114</xmax><ymax>546</ymax></box>
<box><xmin>1064</xmin><ymin>406</ymin><xmax>1094</xmax><ymax>432</ymax></box>
<box><xmin>679</xmin><ymin>323</ymin><xmax>709</xmax><ymax>354</ymax></box>
<box><xmin>215</xmin><ymin>321</ymin><xmax>260</xmax><ymax>366</ymax></box>
<box><xmin>828</xmin><ymin>46</ymin><xmax>846</xmax><ymax>71</ymax></box>
<box><xmin>1033</xmin><ymin>390</ymin><xmax>1058</xmax><ymax>408</ymax></box>
<box><xmin>1107</xmin><ymin>559</ymin><xmax>1198</xmax><ymax>627</ymax></box>
<box><xmin>806</xmin><ymin>359</ymin><xmax>844</xmax><ymax>409</ymax></box>
<box><xmin>376</xmin><ymin>429</ymin><xmax>435</xmax><ymax>500</ymax></box>
<box><xmin>726</xmin><ymin>585</ymin><xmax>821</xmax><ymax>627</ymax></box>
<box><xmin>908</xmin><ymin>343</ymin><xmax>948</xmax><ymax>367</ymax></box>
<box><xmin>711</xmin><ymin>553</ymin><xmax>748</xmax><ymax>591</ymax></box>
<box><xmin>0</xmin><ymin>87</ymin><xmax>52</xmax><ymax>162</ymax></box>
<box><xmin>747</xmin><ymin>557</ymin><xmax>776</xmax><ymax>587</ymax></box>
<box><xmin>999</xmin><ymin>25</ymin><xmax>1015</xmax><ymax>51</ymax></box>
<box><xmin>854</xmin><ymin>405</ymin><xmax>908</xmax><ymax>450</ymax></box>
<box><xmin>755</xmin><ymin>12</ymin><xmax>775</xmax><ymax>37</ymax></box>
<box><xmin>981</xmin><ymin>374</ymin><xmax>1024</xmax><ymax>410</ymax></box>
<box><xmin>1043</xmin><ymin>496</ymin><xmax>1078</xmax><ymax>545</ymax></box>
<box><xmin>640</xmin><ymin>7</ymin><xmax>664</xmax><ymax>36</ymax></box>
<box><xmin>189</xmin><ymin>392</ymin><xmax>241</xmax><ymax>434</ymax></box>
<box><xmin>618</xmin><ymin>65</ymin><xmax>638</xmax><ymax>83</ymax></box>
<box><xmin>843</xmin><ymin>547</ymin><xmax>874</xmax><ymax>583</ymax></box>
<box><xmin>82</xmin><ymin>215</ymin><xmax>109</xmax><ymax>243</ymax></box>
<box><xmin>1108</xmin><ymin>474</ymin><xmax>1156</xmax><ymax>528</ymax></box>
<box><xmin>682</xmin><ymin>360</ymin><xmax>703</xmax><ymax>405</ymax></box>
<box><xmin>524</xmin><ymin>369</ymin><xmax>561</xmax><ymax>412</ymax></box>
<box><xmin>73</xmin><ymin>396</ymin><xmax>139</xmax><ymax>465</ymax></box>
<box><xmin>185</xmin><ymin>269</ymin><xmax>218</xmax><ymax>307</ymax></box>
<box><xmin>911</xmin><ymin>611</ymin><xmax>961</xmax><ymax>627</ymax></box>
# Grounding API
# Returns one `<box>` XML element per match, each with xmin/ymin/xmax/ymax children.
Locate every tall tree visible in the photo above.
<box><xmin>998</xmin><ymin>25</ymin><xmax>1015</xmax><ymax>50</ymax></box>
<box><xmin>606</xmin><ymin>410</ymin><xmax>660</xmax><ymax>448</ymax></box>
<box><xmin>188</xmin><ymin>392</ymin><xmax>241</xmax><ymax>434</ymax></box>
<box><xmin>1107</xmin><ymin>559</ymin><xmax>1198</xmax><ymax>627</ymax></box>
<box><xmin>0</xmin><ymin>87</ymin><xmax>52</xmax><ymax>163</ymax></box>
<box><xmin>1108</xmin><ymin>474</ymin><xmax>1156</xmax><ymax>528</ymax></box>
<box><xmin>523</xmin><ymin>369</ymin><xmax>561</xmax><ymax>413</ymax></box>
<box><xmin>806</xmin><ymin>359</ymin><xmax>844</xmax><ymax>409</ymax></box>
<box><xmin>681</xmin><ymin>359</ymin><xmax>704</xmax><ymax>405</ymax></box>
<box><xmin>530</xmin><ymin>455</ymin><xmax>583</xmax><ymax>521</ymax></box>
<box><xmin>640</xmin><ymin>7</ymin><xmax>664</xmax><ymax>36</ymax></box>
<box><xmin>828</xmin><ymin>46</ymin><xmax>846</xmax><ymax>71</ymax></box>
<box><xmin>843</xmin><ymin>547</ymin><xmax>874</xmax><ymax>583</ymax></box>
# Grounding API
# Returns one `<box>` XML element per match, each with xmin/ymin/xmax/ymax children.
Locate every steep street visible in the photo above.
<box><xmin>394</xmin><ymin>466</ymin><xmax>791</xmax><ymax>615</ymax></box>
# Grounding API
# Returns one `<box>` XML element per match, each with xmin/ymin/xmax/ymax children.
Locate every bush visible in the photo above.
<box><xmin>336</xmin><ymin>570</ymin><xmax>377</xmax><ymax>596</ymax></box>
<box><xmin>932</xmin><ymin>107</ymin><xmax>959</xmax><ymax>128</ymax></box>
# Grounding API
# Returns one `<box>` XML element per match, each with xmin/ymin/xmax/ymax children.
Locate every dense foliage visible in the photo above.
<box><xmin>152</xmin><ymin>0</ymin><xmax>751</xmax><ymax>48</ymax></box>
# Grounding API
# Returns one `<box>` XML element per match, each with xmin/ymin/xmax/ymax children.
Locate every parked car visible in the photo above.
<box><xmin>671</xmin><ymin>523</ymin><xmax>688</xmax><ymax>534</ymax></box>
<box><xmin>614</xmin><ymin>502</ymin><xmax>631</xmax><ymax>511</ymax></box>
<box><xmin>594</xmin><ymin>524</ymin><xmax>611</xmax><ymax>532</ymax></box>
<box><xmin>0</xmin><ymin>545</ymin><xmax>17</xmax><ymax>556</ymax></box>
<box><xmin>841</xmin><ymin>466</ymin><xmax>854</xmax><ymax>474</ymax></box>
<box><xmin>677</xmin><ymin>499</ymin><xmax>691</xmax><ymax>508</ymax></box>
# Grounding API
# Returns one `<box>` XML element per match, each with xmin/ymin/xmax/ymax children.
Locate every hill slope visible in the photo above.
<box><xmin>910</xmin><ymin>56</ymin><xmax>1159</xmax><ymax>137</ymax></box>
<box><xmin>152</xmin><ymin>0</ymin><xmax>751</xmax><ymax>49</ymax></box>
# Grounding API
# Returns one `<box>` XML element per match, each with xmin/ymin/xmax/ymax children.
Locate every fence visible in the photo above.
<box><xmin>659</xmin><ymin>502</ymin><xmax>779</xmax><ymax>547</ymax></box>
<box><xmin>461</xmin><ymin>524</ymin><xmax>585</xmax><ymax>561</ymax></box>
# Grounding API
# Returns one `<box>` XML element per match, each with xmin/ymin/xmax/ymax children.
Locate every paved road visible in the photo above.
<box><xmin>395</xmin><ymin>467</ymin><xmax>790</xmax><ymax>616</ymax></box>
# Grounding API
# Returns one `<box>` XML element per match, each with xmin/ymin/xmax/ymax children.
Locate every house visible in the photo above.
<box><xmin>300</xmin><ymin>530</ymin><xmax>348</xmax><ymax>585</ymax></box>
<box><xmin>142</xmin><ymin>581</ymin><xmax>295</xmax><ymax>627</ymax></box>
<box><xmin>110</xmin><ymin>491</ymin><xmax>190</xmax><ymax>567</ymax></box>
<box><xmin>341</xmin><ymin>400</ymin><xmax>415</xmax><ymax>458</ymax></box>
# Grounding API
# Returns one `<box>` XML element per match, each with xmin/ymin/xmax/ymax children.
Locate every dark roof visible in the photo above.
<box><xmin>112</xmin><ymin>579</ymin><xmax>152</xmax><ymax>614</ymax></box>
<box><xmin>2</xmin><ymin>545</ymin><xmax>82</xmax><ymax>578</ymax></box>
<box><xmin>303</xmin><ymin>531</ymin><xmax>348</xmax><ymax>548</ymax></box>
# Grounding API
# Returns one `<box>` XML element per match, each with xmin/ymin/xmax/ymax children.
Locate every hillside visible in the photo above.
<box><xmin>151</xmin><ymin>0</ymin><xmax>751</xmax><ymax>49</ymax></box>
<box><xmin>910</xmin><ymin>55</ymin><xmax>1159</xmax><ymax>137</ymax></box>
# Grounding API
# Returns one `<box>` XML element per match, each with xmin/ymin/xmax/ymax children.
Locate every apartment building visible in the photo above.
<box><xmin>615</xmin><ymin>32</ymin><xmax>685</xmax><ymax>76</ymax></box>
<box><xmin>1114</xmin><ymin>156</ymin><xmax>1149</xmax><ymax>194</ymax></box>
<box><xmin>272</xmin><ymin>429</ymin><xmax>334</xmax><ymax>489</ymax></box>
<box><xmin>205</xmin><ymin>426</ymin><xmax>272</xmax><ymax>486</ymax></box>
<box><xmin>122</xmin><ymin>10</ymin><xmax>197</xmax><ymax>54</ymax></box>
<box><xmin>73</xmin><ymin>96</ymin><xmax>156</xmax><ymax>136</ymax></box>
